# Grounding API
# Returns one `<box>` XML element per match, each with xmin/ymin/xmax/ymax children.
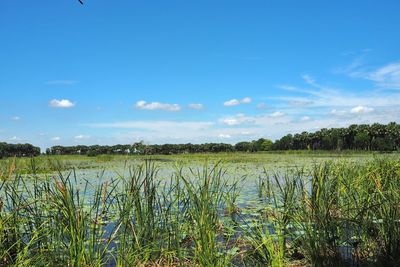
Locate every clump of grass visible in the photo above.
<box><xmin>48</xmin><ymin>170</ymin><xmax>118</xmax><ymax>266</ymax></box>
<box><xmin>291</xmin><ymin>163</ymin><xmax>344</xmax><ymax>266</ymax></box>
<box><xmin>114</xmin><ymin>160</ymin><xmax>167</xmax><ymax>265</ymax></box>
<box><xmin>361</xmin><ymin>159</ymin><xmax>400</xmax><ymax>265</ymax></box>
<box><xmin>243</xmin><ymin>220</ymin><xmax>285</xmax><ymax>267</ymax></box>
<box><xmin>178</xmin><ymin>163</ymin><xmax>235</xmax><ymax>266</ymax></box>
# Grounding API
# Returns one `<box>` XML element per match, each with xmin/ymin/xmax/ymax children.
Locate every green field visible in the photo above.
<box><xmin>1</xmin><ymin>152</ymin><xmax>400</xmax><ymax>266</ymax></box>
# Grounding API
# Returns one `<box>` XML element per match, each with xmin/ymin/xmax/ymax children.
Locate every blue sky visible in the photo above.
<box><xmin>1</xmin><ymin>0</ymin><xmax>400</xmax><ymax>150</ymax></box>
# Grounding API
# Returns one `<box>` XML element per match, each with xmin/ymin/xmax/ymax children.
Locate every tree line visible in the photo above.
<box><xmin>1</xmin><ymin>122</ymin><xmax>400</xmax><ymax>158</ymax></box>
<box><xmin>46</xmin><ymin>122</ymin><xmax>400</xmax><ymax>156</ymax></box>
<box><xmin>46</xmin><ymin>143</ymin><xmax>237</xmax><ymax>156</ymax></box>
<box><xmin>0</xmin><ymin>142</ymin><xmax>40</xmax><ymax>158</ymax></box>
<box><xmin>273</xmin><ymin>122</ymin><xmax>400</xmax><ymax>151</ymax></box>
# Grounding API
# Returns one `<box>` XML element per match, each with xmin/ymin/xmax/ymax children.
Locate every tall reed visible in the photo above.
<box><xmin>1</xmin><ymin>156</ymin><xmax>400</xmax><ymax>266</ymax></box>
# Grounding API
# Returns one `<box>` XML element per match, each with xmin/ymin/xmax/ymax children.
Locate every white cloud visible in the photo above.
<box><xmin>49</xmin><ymin>99</ymin><xmax>75</xmax><ymax>108</ymax></box>
<box><xmin>221</xmin><ymin>113</ymin><xmax>291</xmax><ymax>128</ymax></box>
<box><xmin>330</xmin><ymin>109</ymin><xmax>347</xmax><ymax>116</ymax></box>
<box><xmin>9</xmin><ymin>136</ymin><xmax>21</xmax><ymax>141</ymax></box>
<box><xmin>84</xmin><ymin>105</ymin><xmax>400</xmax><ymax>145</ymax></box>
<box><xmin>221</xmin><ymin>118</ymin><xmax>239</xmax><ymax>126</ymax></box>
<box><xmin>270</xmin><ymin>111</ymin><xmax>285</xmax><ymax>118</ymax></box>
<box><xmin>366</xmin><ymin>62</ymin><xmax>400</xmax><ymax>89</ymax></box>
<box><xmin>300</xmin><ymin>116</ymin><xmax>311</xmax><ymax>121</ymax></box>
<box><xmin>344</xmin><ymin>61</ymin><xmax>400</xmax><ymax>89</ymax></box>
<box><xmin>88</xmin><ymin>120</ymin><xmax>214</xmax><ymax>131</ymax></box>
<box><xmin>41</xmin><ymin>59</ymin><xmax>400</xmax><ymax>146</ymax></box>
<box><xmin>51</xmin><ymin>136</ymin><xmax>61</xmax><ymax>142</ymax></box>
<box><xmin>276</xmin><ymin>84</ymin><xmax>299</xmax><ymax>91</ymax></box>
<box><xmin>288</xmin><ymin>98</ymin><xmax>314</xmax><ymax>106</ymax></box>
<box><xmin>188</xmin><ymin>103</ymin><xmax>204</xmax><ymax>109</ymax></box>
<box><xmin>223</xmin><ymin>97</ymin><xmax>252</xmax><ymax>106</ymax></box>
<box><xmin>135</xmin><ymin>100</ymin><xmax>181</xmax><ymax>111</ymax></box>
<box><xmin>220</xmin><ymin>114</ymin><xmax>255</xmax><ymax>126</ymax></box>
<box><xmin>74</xmin><ymin>134</ymin><xmax>90</xmax><ymax>140</ymax></box>
<box><xmin>331</xmin><ymin>106</ymin><xmax>374</xmax><ymax>117</ymax></box>
<box><xmin>87</xmin><ymin>120</ymin><xmax>217</xmax><ymax>144</ymax></box>
<box><xmin>11</xmin><ymin>116</ymin><xmax>21</xmax><ymax>121</ymax></box>
<box><xmin>276</xmin><ymin>81</ymin><xmax>400</xmax><ymax>108</ymax></box>
<box><xmin>302</xmin><ymin>74</ymin><xmax>316</xmax><ymax>86</ymax></box>
<box><xmin>223</xmin><ymin>99</ymin><xmax>240</xmax><ymax>106</ymax></box>
<box><xmin>350</xmin><ymin>106</ymin><xmax>374</xmax><ymax>114</ymax></box>
<box><xmin>241</xmin><ymin>97</ymin><xmax>252</xmax><ymax>104</ymax></box>
<box><xmin>335</xmin><ymin>55</ymin><xmax>366</xmax><ymax>75</ymax></box>
<box><xmin>257</xmin><ymin>102</ymin><xmax>267</xmax><ymax>109</ymax></box>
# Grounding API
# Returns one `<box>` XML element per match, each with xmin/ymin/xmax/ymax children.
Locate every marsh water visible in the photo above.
<box><xmin>50</xmin><ymin>152</ymin><xmax>379</xmax><ymax>199</ymax></box>
<box><xmin>3</xmin><ymin>152</ymin><xmax>398</xmax><ymax>266</ymax></box>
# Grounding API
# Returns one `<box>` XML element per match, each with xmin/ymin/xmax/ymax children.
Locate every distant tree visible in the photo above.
<box><xmin>260</xmin><ymin>139</ymin><xmax>273</xmax><ymax>151</ymax></box>
<box><xmin>354</xmin><ymin>132</ymin><xmax>369</xmax><ymax>150</ymax></box>
<box><xmin>41</xmin><ymin>122</ymin><xmax>400</xmax><ymax>155</ymax></box>
<box><xmin>235</xmin><ymin>141</ymin><xmax>253</xmax><ymax>152</ymax></box>
<box><xmin>271</xmin><ymin>122</ymin><xmax>399</xmax><ymax>151</ymax></box>
<box><xmin>274</xmin><ymin>134</ymin><xmax>293</xmax><ymax>150</ymax></box>
<box><xmin>0</xmin><ymin>142</ymin><xmax>40</xmax><ymax>158</ymax></box>
<box><xmin>371</xmin><ymin>137</ymin><xmax>393</xmax><ymax>151</ymax></box>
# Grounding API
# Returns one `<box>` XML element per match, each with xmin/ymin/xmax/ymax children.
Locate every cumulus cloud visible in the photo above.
<box><xmin>350</xmin><ymin>106</ymin><xmax>374</xmax><ymax>114</ymax></box>
<box><xmin>188</xmin><ymin>103</ymin><xmax>204</xmax><ymax>110</ymax></box>
<box><xmin>300</xmin><ymin>116</ymin><xmax>311</xmax><ymax>121</ymax></box>
<box><xmin>75</xmin><ymin>59</ymin><xmax>400</xmax><ymax>145</ymax></box>
<box><xmin>74</xmin><ymin>134</ymin><xmax>90</xmax><ymax>140</ymax></box>
<box><xmin>221</xmin><ymin>118</ymin><xmax>239</xmax><ymax>126</ymax></box>
<box><xmin>49</xmin><ymin>99</ymin><xmax>75</xmax><ymax>108</ymax></box>
<box><xmin>220</xmin><ymin>114</ymin><xmax>255</xmax><ymax>126</ymax></box>
<box><xmin>269</xmin><ymin>111</ymin><xmax>285</xmax><ymax>118</ymax></box>
<box><xmin>331</xmin><ymin>106</ymin><xmax>374</xmax><ymax>116</ymax></box>
<box><xmin>51</xmin><ymin>136</ymin><xmax>61</xmax><ymax>141</ymax></box>
<box><xmin>223</xmin><ymin>97</ymin><xmax>252</xmax><ymax>106</ymax></box>
<box><xmin>135</xmin><ymin>100</ymin><xmax>181</xmax><ymax>111</ymax></box>
<box><xmin>223</xmin><ymin>99</ymin><xmax>240</xmax><ymax>106</ymax></box>
<box><xmin>85</xmin><ymin>106</ymin><xmax>400</xmax><ymax>145</ymax></box>
<box><xmin>330</xmin><ymin>109</ymin><xmax>347</xmax><ymax>116</ymax></box>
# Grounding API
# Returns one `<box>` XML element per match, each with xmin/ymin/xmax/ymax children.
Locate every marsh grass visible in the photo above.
<box><xmin>113</xmin><ymin>160</ymin><xmax>175</xmax><ymax>265</ymax></box>
<box><xmin>0</xmin><ymin>156</ymin><xmax>400</xmax><ymax>266</ymax></box>
<box><xmin>178</xmin><ymin>163</ymin><xmax>233</xmax><ymax>266</ymax></box>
